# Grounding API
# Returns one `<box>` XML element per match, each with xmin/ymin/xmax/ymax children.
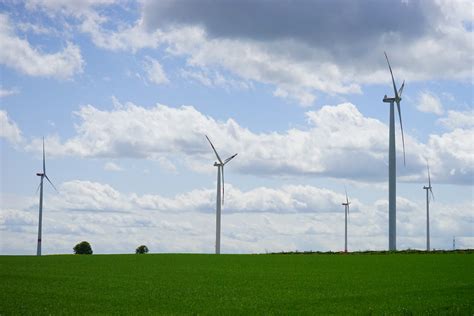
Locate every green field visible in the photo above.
<box><xmin>1</xmin><ymin>253</ymin><xmax>473</xmax><ymax>315</ymax></box>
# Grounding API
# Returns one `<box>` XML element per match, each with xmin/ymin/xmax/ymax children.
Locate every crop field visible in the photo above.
<box><xmin>1</xmin><ymin>252</ymin><xmax>473</xmax><ymax>315</ymax></box>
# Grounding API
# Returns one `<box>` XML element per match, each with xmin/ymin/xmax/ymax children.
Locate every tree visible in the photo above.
<box><xmin>73</xmin><ymin>241</ymin><xmax>93</xmax><ymax>255</ymax></box>
<box><xmin>136</xmin><ymin>245</ymin><xmax>149</xmax><ymax>254</ymax></box>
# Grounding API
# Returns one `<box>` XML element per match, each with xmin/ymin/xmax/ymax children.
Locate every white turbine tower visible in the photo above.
<box><xmin>36</xmin><ymin>137</ymin><xmax>57</xmax><ymax>256</ymax></box>
<box><xmin>205</xmin><ymin>135</ymin><xmax>237</xmax><ymax>254</ymax></box>
<box><xmin>342</xmin><ymin>188</ymin><xmax>350</xmax><ymax>253</ymax></box>
<box><xmin>423</xmin><ymin>163</ymin><xmax>434</xmax><ymax>251</ymax></box>
<box><xmin>383</xmin><ymin>52</ymin><xmax>406</xmax><ymax>251</ymax></box>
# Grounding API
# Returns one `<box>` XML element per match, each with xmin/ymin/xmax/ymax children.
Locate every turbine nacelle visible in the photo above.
<box><xmin>36</xmin><ymin>172</ymin><xmax>44</xmax><ymax>176</ymax></box>
<box><xmin>383</xmin><ymin>96</ymin><xmax>396</xmax><ymax>103</ymax></box>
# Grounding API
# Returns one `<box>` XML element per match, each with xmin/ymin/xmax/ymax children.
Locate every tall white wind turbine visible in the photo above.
<box><xmin>342</xmin><ymin>188</ymin><xmax>351</xmax><ymax>253</ymax></box>
<box><xmin>36</xmin><ymin>137</ymin><xmax>57</xmax><ymax>256</ymax></box>
<box><xmin>205</xmin><ymin>135</ymin><xmax>237</xmax><ymax>254</ymax></box>
<box><xmin>382</xmin><ymin>52</ymin><xmax>406</xmax><ymax>251</ymax></box>
<box><xmin>423</xmin><ymin>163</ymin><xmax>434</xmax><ymax>251</ymax></box>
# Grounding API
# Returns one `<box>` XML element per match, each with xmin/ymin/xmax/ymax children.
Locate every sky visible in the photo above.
<box><xmin>0</xmin><ymin>0</ymin><xmax>473</xmax><ymax>255</ymax></box>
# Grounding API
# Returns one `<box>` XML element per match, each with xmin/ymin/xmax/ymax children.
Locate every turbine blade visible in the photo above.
<box><xmin>205</xmin><ymin>135</ymin><xmax>223</xmax><ymax>164</ymax></box>
<box><xmin>430</xmin><ymin>187</ymin><xmax>435</xmax><ymax>201</ymax></box>
<box><xmin>44</xmin><ymin>174</ymin><xmax>58</xmax><ymax>193</ymax></box>
<box><xmin>427</xmin><ymin>163</ymin><xmax>431</xmax><ymax>188</ymax></box>
<box><xmin>35</xmin><ymin>181</ymin><xmax>41</xmax><ymax>194</ymax></box>
<box><xmin>344</xmin><ymin>186</ymin><xmax>349</xmax><ymax>205</ymax></box>
<box><xmin>224</xmin><ymin>153</ymin><xmax>238</xmax><ymax>165</ymax></box>
<box><xmin>396</xmin><ymin>100</ymin><xmax>406</xmax><ymax>166</ymax></box>
<box><xmin>427</xmin><ymin>162</ymin><xmax>434</xmax><ymax>200</ymax></box>
<box><xmin>398</xmin><ymin>80</ymin><xmax>405</xmax><ymax>97</ymax></box>
<box><xmin>384</xmin><ymin>52</ymin><xmax>399</xmax><ymax>99</ymax></box>
<box><xmin>42</xmin><ymin>137</ymin><xmax>46</xmax><ymax>174</ymax></box>
<box><xmin>221</xmin><ymin>166</ymin><xmax>225</xmax><ymax>205</ymax></box>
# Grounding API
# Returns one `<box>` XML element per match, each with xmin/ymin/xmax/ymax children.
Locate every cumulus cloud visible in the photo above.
<box><xmin>438</xmin><ymin>110</ymin><xmax>474</xmax><ymax>130</ymax></box>
<box><xmin>25</xmin><ymin>0</ymin><xmax>163</xmax><ymax>52</ymax></box>
<box><xmin>37</xmin><ymin>180</ymin><xmax>358</xmax><ymax>215</ymax></box>
<box><xmin>427</xmin><ymin>128</ymin><xmax>474</xmax><ymax>184</ymax></box>
<box><xmin>22</xmin><ymin>0</ymin><xmax>472</xmax><ymax>104</ymax></box>
<box><xmin>1</xmin><ymin>179</ymin><xmax>472</xmax><ymax>254</ymax></box>
<box><xmin>57</xmin><ymin>180</ymin><xmax>127</xmax><ymax>212</ymax></box>
<box><xmin>20</xmin><ymin>100</ymin><xmax>471</xmax><ymax>184</ymax></box>
<box><xmin>140</xmin><ymin>0</ymin><xmax>471</xmax><ymax>104</ymax></box>
<box><xmin>80</xmin><ymin>16</ymin><xmax>163</xmax><ymax>52</ymax></box>
<box><xmin>0</xmin><ymin>14</ymin><xmax>84</xmax><ymax>79</ymax></box>
<box><xmin>0</xmin><ymin>110</ymin><xmax>23</xmax><ymax>144</ymax></box>
<box><xmin>180</xmin><ymin>68</ymin><xmax>252</xmax><ymax>91</ymax></box>
<box><xmin>104</xmin><ymin>162</ymin><xmax>122</xmax><ymax>172</ymax></box>
<box><xmin>25</xmin><ymin>0</ymin><xmax>116</xmax><ymax>14</ymax></box>
<box><xmin>416</xmin><ymin>91</ymin><xmax>444</xmax><ymax>115</ymax></box>
<box><xmin>143</xmin><ymin>57</ymin><xmax>169</xmax><ymax>85</ymax></box>
<box><xmin>23</xmin><ymin>102</ymin><xmax>401</xmax><ymax>179</ymax></box>
<box><xmin>0</xmin><ymin>86</ymin><xmax>19</xmax><ymax>98</ymax></box>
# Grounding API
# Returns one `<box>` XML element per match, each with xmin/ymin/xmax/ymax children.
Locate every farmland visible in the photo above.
<box><xmin>1</xmin><ymin>252</ymin><xmax>473</xmax><ymax>314</ymax></box>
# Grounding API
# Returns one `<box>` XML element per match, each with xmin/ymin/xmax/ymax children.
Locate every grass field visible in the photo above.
<box><xmin>1</xmin><ymin>253</ymin><xmax>473</xmax><ymax>315</ymax></box>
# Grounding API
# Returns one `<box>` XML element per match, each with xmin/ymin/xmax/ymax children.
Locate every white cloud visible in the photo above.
<box><xmin>144</xmin><ymin>0</ymin><xmax>471</xmax><ymax>104</ymax></box>
<box><xmin>143</xmin><ymin>57</ymin><xmax>169</xmax><ymax>85</ymax></box>
<box><xmin>156</xmin><ymin>157</ymin><xmax>177</xmax><ymax>173</ymax></box>
<box><xmin>1</xmin><ymin>179</ymin><xmax>472</xmax><ymax>254</ymax></box>
<box><xmin>0</xmin><ymin>14</ymin><xmax>84</xmax><ymax>79</ymax></box>
<box><xmin>80</xmin><ymin>16</ymin><xmax>163</xmax><ymax>52</ymax></box>
<box><xmin>21</xmin><ymin>100</ymin><xmax>472</xmax><ymax>184</ymax></box>
<box><xmin>18</xmin><ymin>1</ymin><xmax>472</xmax><ymax>105</ymax></box>
<box><xmin>0</xmin><ymin>87</ymin><xmax>19</xmax><ymax>98</ymax></box>
<box><xmin>416</xmin><ymin>91</ymin><xmax>444</xmax><ymax>115</ymax></box>
<box><xmin>427</xmin><ymin>128</ymin><xmax>474</xmax><ymax>184</ymax></box>
<box><xmin>438</xmin><ymin>110</ymin><xmax>474</xmax><ymax>130</ymax></box>
<box><xmin>0</xmin><ymin>110</ymin><xmax>23</xmax><ymax>144</ymax></box>
<box><xmin>57</xmin><ymin>180</ymin><xmax>128</xmax><ymax>212</ymax></box>
<box><xmin>104</xmin><ymin>162</ymin><xmax>122</xmax><ymax>172</ymax></box>
<box><xmin>16</xmin><ymin>21</ymin><xmax>56</xmax><ymax>35</ymax></box>
<box><xmin>23</xmin><ymin>102</ymin><xmax>394</xmax><ymax>178</ymax></box>
<box><xmin>25</xmin><ymin>0</ymin><xmax>163</xmax><ymax>52</ymax></box>
<box><xmin>25</xmin><ymin>0</ymin><xmax>116</xmax><ymax>14</ymax></box>
<box><xmin>161</xmin><ymin>27</ymin><xmax>361</xmax><ymax>105</ymax></box>
<box><xmin>180</xmin><ymin>68</ymin><xmax>252</xmax><ymax>91</ymax></box>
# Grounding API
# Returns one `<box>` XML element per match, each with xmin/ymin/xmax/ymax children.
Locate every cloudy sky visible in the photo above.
<box><xmin>1</xmin><ymin>0</ymin><xmax>472</xmax><ymax>255</ymax></box>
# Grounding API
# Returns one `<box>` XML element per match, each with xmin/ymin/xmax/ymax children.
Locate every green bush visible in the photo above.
<box><xmin>136</xmin><ymin>245</ymin><xmax>149</xmax><ymax>254</ymax></box>
<box><xmin>73</xmin><ymin>241</ymin><xmax>93</xmax><ymax>255</ymax></box>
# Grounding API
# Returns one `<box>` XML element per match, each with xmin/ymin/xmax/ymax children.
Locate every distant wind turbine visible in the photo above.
<box><xmin>423</xmin><ymin>162</ymin><xmax>434</xmax><ymax>251</ymax></box>
<box><xmin>342</xmin><ymin>187</ymin><xmax>351</xmax><ymax>253</ymax></box>
<box><xmin>205</xmin><ymin>135</ymin><xmax>237</xmax><ymax>254</ymax></box>
<box><xmin>383</xmin><ymin>52</ymin><xmax>406</xmax><ymax>251</ymax></box>
<box><xmin>36</xmin><ymin>137</ymin><xmax>58</xmax><ymax>256</ymax></box>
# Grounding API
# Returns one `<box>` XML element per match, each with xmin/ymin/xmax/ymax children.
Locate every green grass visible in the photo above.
<box><xmin>1</xmin><ymin>253</ymin><xmax>473</xmax><ymax>315</ymax></box>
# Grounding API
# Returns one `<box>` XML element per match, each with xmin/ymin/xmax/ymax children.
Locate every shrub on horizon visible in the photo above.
<box><xmin>136</xmin><ymin>245</ymin><xmax>149</xmax><ymax>254</ymax></box>
<box><xmin>73</xmin><ymin>241</ymin><xmax>93</xmax><ymax>255</ymax></box>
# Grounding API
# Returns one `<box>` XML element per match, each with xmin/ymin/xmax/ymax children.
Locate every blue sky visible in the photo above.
<box><xmin>0</xmin><ymin>0</ymin><xmax>472</xmax><ymax>255</ymax></box>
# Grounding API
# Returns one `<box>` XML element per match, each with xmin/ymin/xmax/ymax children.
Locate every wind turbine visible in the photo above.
<box><xmin>341</xmin><ymin>187</ymin><xmax>350</xmax><ymax>253</ymax></box>
<box><xmin>382</xmin><ymin>52</ymin><xmax>406</xmax><ymax>251</ymax></box>
<box><xmin>423</xmin><ymin>163</ymin><xmax>434</xmax><ymax>251</ymax></box>
<box><xmin>36</xmin><ymin>137</ymin><xmax>58</xmax><ymax>256</ymax></box>
<box><xmin>205</xmin><ymin>135</ymin><xmax>237</xmax><ymax>254</ymax></box>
